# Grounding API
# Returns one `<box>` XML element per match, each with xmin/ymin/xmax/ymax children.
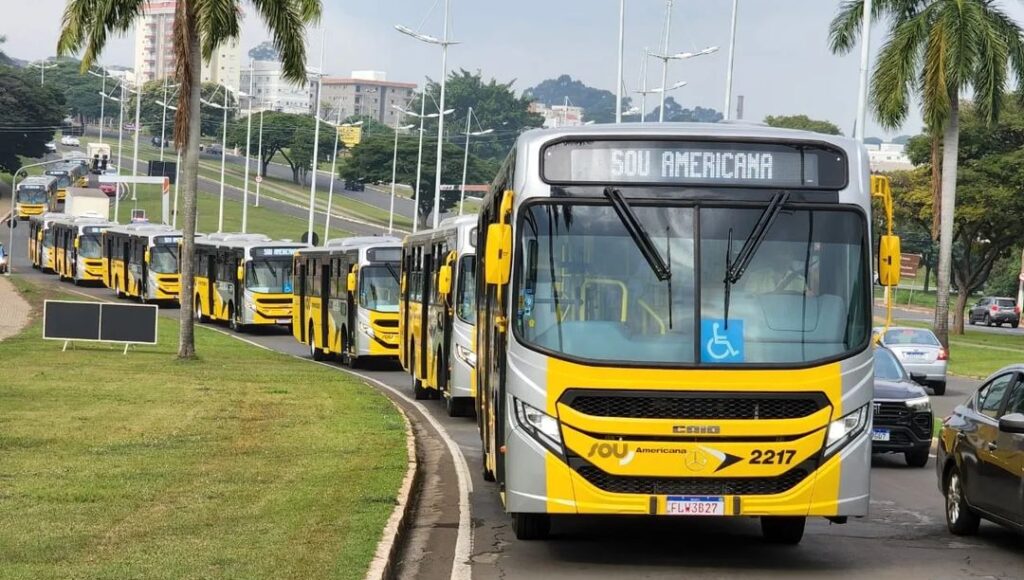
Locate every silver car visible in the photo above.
<box><xmin>873</xmin><ymin>326</ymin><xmax>948</xmax><ymax>395</ymax></box>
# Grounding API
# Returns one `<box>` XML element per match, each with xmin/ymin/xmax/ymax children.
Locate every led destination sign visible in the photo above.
<box><xmin>543</xmin><ymin>140</ymin><xmax>847</xmax><ymax>189</ymax></box>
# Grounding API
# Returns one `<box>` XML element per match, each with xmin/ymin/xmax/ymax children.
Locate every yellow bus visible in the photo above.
<box><xmin>293</xmin><ymin>236</ymin><xmax>402</xmax><ymax>366</ymax></box>
<box><xmin>474</xmin><ymin>124</ymin><xmax>900</xmax><ymax>542</ymax></box>
<box><xmin>46</xmin><ymin>161</ymin><xmax>89</xmax><ymax>202</ymax></box>
<box><xmin>102</xmin><ymin>224</ymin><xmax>183</xmax><ymax>303</ymax></box>
<box><xmin>192</xmin><ymin>233</ymin><xmax>306</xmax><ymax>332</ymax></box>
<box><xmin>399</xmin><ymin>214</ymin><xmax>478</xmax><ymax>414</ymax></box>
<box><xmin>51</xmin><ymin>215</ymin><xmax>116</xmax><ymax>284</ymax></box>
<box><xmin>16</xmin><ymin>175</ymin><xmax>58</xmax><ymax>219</ymax></box>
<box><xmin>28</xmin><ymin>212</ymin><xmax>67</xmax><ymax>272</ymax></box>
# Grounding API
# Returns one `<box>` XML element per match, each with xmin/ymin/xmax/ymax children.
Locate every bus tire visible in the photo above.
<box><xmin>446</xmin><ymin>395</ymin><xmax>471</xmax><ymax>418</ymax></box>
<box><xmin>411</xmin><ymin>352</ymin><xmax>431</xmax><ymax>400</ymax></box>
<box><xmin>760</xmin><ymin>516</ymin><xmax>805</xmax><ymax>545</ymax></box>
<box><xmin>511</xmin><ymin>513</ymin><xmax>550</xmax><ymax>540</ymax></box>
<box><xmin>115</xmin><ymin>278</ymin><xmax>125</xmax><ymax>298</ymax></box>
<box><xmin>309</xmin><ymin>323</ymin><xmax>326</xmax><ymax>361</ymax></box>
<box><xmin>194</xmin><ymin>296</ymin><xmax>208</xmax><ymax>323</ymax></box>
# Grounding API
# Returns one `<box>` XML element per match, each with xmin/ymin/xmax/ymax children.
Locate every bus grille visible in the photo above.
<box><xmin>563</xmin><ymin>391</ymin><xmax>823</xmax><ymax>420</ymax></box>
<box><xmin>256</xmin><ymin>297</ymin><xmax>293</xmax><ymax>305</ymax></box>
<box><xmin>374</xmin><ymin>319</ymin><xmax>399</xmax><ymax>328</ymax></box>
<box><xmin>574</xmin><ymin>465</ymin><xmax>810</xmax><ymax>496</ymax></box>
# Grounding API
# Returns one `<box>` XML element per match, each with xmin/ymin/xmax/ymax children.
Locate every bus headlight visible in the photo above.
<box><xmin>455</xmin><ymin>344</ymin><xmax>476</xmax><ymax>368</ymax></box>
<box><xmin>359</xmin><ymin>322</ymin><xmax>375</xmax><ymax>338</ymax></box>
<box><xmin>513</xmin><ymin>398</ymin><xmax>562</xmax><ymax>455</ymax></box>
<box><xmin>905</xmin><ymin>395</ymin><xmax>931</xmax><ymax>412</ymax></box>
<box><xmin>824</xmin><ymin>404</ymin><xmax>869</xmax><ymax>458</ymax></box>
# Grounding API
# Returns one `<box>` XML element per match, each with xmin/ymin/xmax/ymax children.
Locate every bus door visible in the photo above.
<box><xmin>439</xmin><ymin>249</ymin><xmax>455</xmax><ymax>391</ymax></box>
<box><xmin>346</xmin><ymin>260</ymin><xmax>357</xmax><ymax>356</ymax></box>
<box><xmin>401</xmin><ymin>248</ymin><xmax>413</xmax><ymax>365</ymax></box>
<box><xmin>320</xmin><ymin>261</ymin><xmax>331</xmax><ymax>352</ymax></box>
<box><xmin>296</xmin><ymin>259</ymin><xmax>307</xmax><ymax>342</ymax></box>
<box><xmin>420</xmin><ymin>251</ymin><xmax>433</xmax><ymax>379</ymax></box>
<box><xmin>105</xmin><ymin>236</ymin><xmax>113</xmax><ymax>284</ymax></box>
<box><xmin>120</xmin><ymin>238</ymin><xmax>130</xmax><ymax>292</ymax></box>
<box><xmin>206</xmin><ymin>252</ymin><xmax>217</xmax><ymax>315</ymax></box>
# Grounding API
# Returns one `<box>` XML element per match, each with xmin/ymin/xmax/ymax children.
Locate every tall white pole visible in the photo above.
<box><xmin>615</xmin><ymin>0</ymin><xmax>625</xmax><ymax>124</ymax></box>
<box><xmin>413</xmin><ymin>93</ymin><xmax>426</xmax><ymax>233</ymax></box>
<box><xmin>459</xmin><ymin>107</ymin><xmax>472</xmax><ymax>215</ymax></box>
<box><xmin>855</xmin><ymin>0</ymin><xmax>873</xmax><ymax>141</ymax></box>
<box><xmin>389</xmin><ymin>127</ymin><xmax>400</xmax><ymax>234</ymax></box>
<box><xmin>431</xmin><ymin>0</ymin><xmax>452</xmax><ymax>229</ymax></box>
<box><xmin>217</xmin><ymin>87</ymin><xmax>228</xmax><ymax>232</ymax></box>
<box><xmin>242</xmin><ymin>60</ymin><xmax>255</xmax><ymax>233</ymax></box>
<box><xmin>172</xmin><ymin>150</ymin><xmax>180</xmax><ymax>228</ymax></box>
<box><xmin>115</xmin><ymin>83</ymin><xmax>125</xmax><ymax>223</ymax></box>
<box><xmin>307</xmin><ymin>28</ymin><xmax>326</xmax><ymax>245</ymax></box>
<box><xmin>658</xmin><ymin>0</ymin><xmax>674</xmax><ymax>123</ymax></box>
<box><xmin>98</xmin><ymin>73</ymin><xmax>106</xmax><ymax>143</ymax></box>
<box><xmin>160</xmin><ymin>76</ymin><xmax>169</xmax><ymax>161</ymax></box>
<box><xmin>724</xmin><ymin>0</ymin><xmax>739</xmax><ymax>121</ymax></box>
<box><xmin>256</xmin><ymin>106</ymin><xmax>264</xmax><ymax>207</ymax></box>
<box><xmin>324</xmin><ymin>109</ymin><xmax>341</xmax><ymax>240</ymax></box>
<box><xmin>131</xmin><ymin>76</ymin><xmax>142</xmax><ymax>202</ymax></box>
<box><xmin>640</xmin><ymin>48</ymin><xmax>649</xmax><ymax>123</ymax></box>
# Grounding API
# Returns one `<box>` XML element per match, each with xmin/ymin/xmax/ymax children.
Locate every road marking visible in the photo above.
<box><xmin>56</xmin><ymin>283</ymin><xmax>473</xmax><ymax>578</ymax></box>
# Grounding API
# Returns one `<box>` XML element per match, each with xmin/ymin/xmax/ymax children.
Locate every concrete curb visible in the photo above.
<box><xmin>364</xmin><ymin>396</ymin><xmax>421</xmax><ymax>580</ymax></box>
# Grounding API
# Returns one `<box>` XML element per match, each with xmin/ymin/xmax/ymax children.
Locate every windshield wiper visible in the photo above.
<box><xmin>722</xmin><ymin>191</ymin><xmax>790</xmax><ymax>327</ymax></box>
<box><xmin>603</xmin><ymin>187</ymin><xmax>670</xmax><ymax>282</ymax></box>
<box><xmin>384</xmin><ymin>262</ymin><xmax>400</xmax><ymax>283</ymax></box>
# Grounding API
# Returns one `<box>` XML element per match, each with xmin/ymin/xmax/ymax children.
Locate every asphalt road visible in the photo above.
<box><xmin>5</xmin><ymin>221</ymin><xmax>1021</xmax><ymax>579</ymax></box>
<box><xmin>881</xmin><ymin>303</ymin><xmax>1024</xmax><ymax>337</ymax></box>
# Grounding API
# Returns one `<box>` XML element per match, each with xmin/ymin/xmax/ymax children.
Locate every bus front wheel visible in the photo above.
<box><xmin>309</xmin><ymin>324</ymin><xmax>326</xmax><ymax>361</ymax></box>
<box><xmin>511</xmin><ymin>513</ymin><xmax>550</xmax><ymax>540</ymax></box>
<box><xmin>760</xmin><ymin>516</ymin><xmax>805</xmax><ymax>545</ymax></box>
<box><xmin>411</xmin><ymin>352</ymin><xmax>431</xmax><ymax>400</ymax></box>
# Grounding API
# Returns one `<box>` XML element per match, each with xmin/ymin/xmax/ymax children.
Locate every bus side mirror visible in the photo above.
<box><xmin>401</xmin><ymin>273</ymin><xmax>406</xmax><ymax>293</ymax></box>
<box><xmin>878</xmin><ymin>235</ymin><xmax>901</xmax><ymax>287</ymax></box>
<box><xmin>237</xmin><ymin>266</ymin><xmax>244</xmax><ymax>281</ymax></box>
<box><xmin>347</xmin><ymin>272</ymin><xmax>356</xmax><ymax>292</ymax></box>
<box><xmin>144</xmin><ymin>250</ymin><xmax>150</xmax><ymax>263</ymax></box>
<box><xmin>485</xmin><ymin>223</ymin><xmax>512</xmax><ymax>285</ymax></box>
<box><xmin>74</xmin><ymin>238</ymin><xmax>80</xmax><ymax>249</ymax></box>
<box><xmin>438</xmin><ymin>265</ymin><xmax>453</xmax><ymax>296</ymax></box>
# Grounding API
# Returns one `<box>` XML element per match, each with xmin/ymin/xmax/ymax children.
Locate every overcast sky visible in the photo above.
<box><xmin>8</xmin><ymin>0</ymin><xmax>1024</xmax><ymax>138</ymax></box>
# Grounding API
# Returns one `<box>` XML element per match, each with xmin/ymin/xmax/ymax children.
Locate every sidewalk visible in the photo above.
<box><xmin>0</xmin><ymin>276</ymin><xmax>31</xmax><ymax>341</ymax></box>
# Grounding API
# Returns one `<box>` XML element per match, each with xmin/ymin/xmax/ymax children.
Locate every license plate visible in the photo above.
<box><xmin>665</xmin><ymin>496</ymin><xmax>725</xmax><ymax>516</ymax></box>
<box><xmin>872</xmin><ymin>428</ymin><xmax>890</xmax><ymax>442</ymax></box>
<box><xmin>276</xmin><ymin>319</ymin><xmax>291</xmax><ymax>324</ymax></box>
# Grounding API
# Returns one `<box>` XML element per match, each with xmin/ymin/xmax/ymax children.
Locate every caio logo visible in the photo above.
<box><xmin>673</xmin><ymin>425</ymin><xmax>722</xmax><ymax>435</ymax></box>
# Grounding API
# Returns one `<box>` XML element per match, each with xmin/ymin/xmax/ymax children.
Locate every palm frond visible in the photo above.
<box><xmin>249</xmin><ymin>0</ymin><xmax>321</xmax><ymax>84</ymax></box>
<box><xmin>198</xmin><ymin>0</ymin><xmax>242</xmax><ymax>61</ymax></box>
<box><xmin>984</xmin><ymin>5</ymin><xmax>1024</xmax><ymax>108</ymax></box>
<box><xmin>829</xmin><ymin>0</ymin><xmax>927</xmax><ymax>55</ymax></box>
<box><xmin>57</xmin><ymin>0</ymin><xmax>145</xmax><ymax>70</ymax></box>
<box><xmin>920</xmin><ymin>5</ymin><xmax>953</xmax><ymax>130</ymax></box>
<box><xmin>970</xmin><ymin>3</ymin><xmax>1008</xmax><ymax>124</ymax></box>
<box><xmin>870</xmin><ymin>7</ymin><xmax>932</xmax><ymax>130</ymax></box>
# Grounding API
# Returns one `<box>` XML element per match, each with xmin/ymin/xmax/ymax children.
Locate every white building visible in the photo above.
<box><xmin>240</xmin><ymin>61</ymin><xmax>314</xmax><ymax>115</ymax></box>
<box><xmin>318</xmin><ymin>72</ymin><xmax>417</xmax><ymax>127</ymax></box>
<box><xmin>868</xmin><ymin>142</ymin><xmax>915</xmax><ymax>172</ymax></box>
<box><xmin>133</xmin><ymin>0</ymin><xmax>241</xmax><ymax>91</ymax></box>
<box><xmin>529</xmin><ymin>102</ymin><xmax>585</xmax><ymax>128</ymax></box>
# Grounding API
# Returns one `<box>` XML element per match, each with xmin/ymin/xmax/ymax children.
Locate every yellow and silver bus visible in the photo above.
<box><xmin>28</xmin><ymin>211</ymin><xmax>67</xmax><ymax>272</ymax></box>
<box><xmin>293</xmin><ymin>236</ymin><xmax>402</xmax><ymax>366</ymax></box>
<box><xmin>16</xmin><ymin>175</ymin><xmax>58</xmax><ymax>219</ymax></box>
<box><xmin>474</xmin><ymin>124</ymin><xmax>900</xmax><ymax>542</ymax></box>
<box><xmin>192</xmin><ymin>233</ymin><xmax>306</xmax><ymax>331</ymax></box>
<box><xmin>400</xmin><ymin>214</ymin><xmax>478</xmax><ymax>414</ymax></box>
<box><xmin>51</xmin><ymin>215</ymin><xmax>115</xmax><ymax>284</ymax></box>
<box><xmin>102</xmin><ymin>224</ymin><xmax>182</xmax><ymax>303</ymax></box>
<box><xmin>46</xmin><ymin>161</ymin><xmax>89</xmax><ymax>202</ymax></box>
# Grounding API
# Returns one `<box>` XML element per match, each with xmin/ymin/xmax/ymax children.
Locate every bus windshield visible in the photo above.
<box><xmin>49</xmin><ymin>174</ymin><xmax>71</xmax><ymax>188</ymax></box>
<box><xmin>17</xmin><ymin>187</ymin><xmax>49</xmax><ymax>204</ymax></box>
<box><xmin>513</xmin><ymin>202</ymin><xmax>868</xmax><ymax>366</ymax></box>
<box><xmin>359</xmin><ymin>264</ymin><xmax>400</xmax><ymax>312</ymax></box>
<box><xmin>246</xmin><ymin>258</ymin><xmax>293</xmax><ymax>293</ymax></box>
<box><xmin>79</xmin><ymin>235</ymin><xmax>101</xmax><ymax>259</ymax></box>
<box><xmin>150</xmin><ymin>245</ymin><xmax>179</xmax><ymax>274</ymax></box>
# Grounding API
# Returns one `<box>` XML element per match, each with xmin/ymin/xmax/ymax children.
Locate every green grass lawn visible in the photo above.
<box><xmin>882</xmin><ymin>318</ymin><xmax>1024</xmax><ymax>379</ymax></box>
<box><xmin>0</xmin><ymin>277</ymin><xmax>407</xmax><ymax>579</ymax></box>
<box><xmin>114</xmin><ymin>185</ymin><xmax>351</xmax><ymax>241</ymax></box>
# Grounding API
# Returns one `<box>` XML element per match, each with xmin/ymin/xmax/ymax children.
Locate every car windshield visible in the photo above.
<box><xmin>150</xmin><ymin>245</ymin><xmax>179</xmax><ymax>274</ymax></box>
<box><xmin>873</xmin><ymin>348</ymin><xmax>906</xmax><ymax>381</ymax></box>
<box><xmin>883</xmin><ymin>328</ymin><xmax>940</xmax><ymax>346</ymax></box>
<box><xmin>17</xmin><ymin>187</ymin><xmax>48</xmax><ymax>204</ymax></box>
<box><xmin>457</xmin><ymin>255</ymin><xmax>477</xmax><ymax>324</ymax></box>
<box><xmin>246</xmin><ymin>259</ymin><xmax>293</xmax><ymax>293</ymax></box>
<box><xmin>514</xmin><ymin>202</ymin><xmax>869</xmax><ymax>366</ymax></box>
<box><xmin>79</xmin><ymin>235</ymin><xmax>101</xmax><ymax>259</ymax></box>
<box><xmin>359</xmin><ymin>264</ymin><xmax>400</xmax><ymax>312</ymax></box>
<box><xmin>997</xmin><ymin>298</ymin><xmax>1016</xmax><ymax>308</ymax></box>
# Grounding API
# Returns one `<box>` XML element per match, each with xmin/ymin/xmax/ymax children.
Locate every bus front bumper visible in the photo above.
<box><xmin>245</xmin><ymin>295</ymin><xmax>295</xmax><ymax>326</ymax></box>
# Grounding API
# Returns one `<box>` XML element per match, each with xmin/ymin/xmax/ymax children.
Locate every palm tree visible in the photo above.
<box><xmin>57</xmin><ymin>0</ymin><xmax>321</xmax><ymax>358</ymax></box>
<box><xmin>829</xmin><ymin>0</ymin><xmax>1024</xmax><ymax>345</ymax></box>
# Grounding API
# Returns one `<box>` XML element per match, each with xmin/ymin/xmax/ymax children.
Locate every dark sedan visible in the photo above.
<box><xmin>936</xmin><ymin>365</ymin><xmax>1024</xmax><ymax>535</ymax></box>
<box><xmin>872</xmin><ymin>347</ymin><xmax>934</xmax><ymax>467</ymax></box>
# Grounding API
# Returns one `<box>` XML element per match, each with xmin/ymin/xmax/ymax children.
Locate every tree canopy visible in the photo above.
<box><xmin>527</xmin><ymin>74</ymin><xmax>628</xmax><ymax>124</ymax></box>
<box><xmin>248</xmin><ymin>41</ymin><xmax>280</xmax><ymax>62</ymax></box>
<box><xmin>0</xmin><ymin>66</ymin><xmax>64</xmax><ymax>173</ymax></box>
<box><xmin>763</xmin><ymin>114</ymin><xmax>842</xmax><ymax>135</ymax></box>
<box><xmin>140</xmin><ymin>81</ymin><xmax>238</xmax><ymax>139</ymax></box>
<box><xmin>645</xmin><ymin>97</ymin><xmax>723</xmax><ymax>123</ymax></box>
<box><xmin>226</xmin><ymin>110</ymin><xmax>335</xmax><ymax>184</ymax></box>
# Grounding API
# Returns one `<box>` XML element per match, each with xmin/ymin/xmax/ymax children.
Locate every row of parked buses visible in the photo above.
<box><xmin>29</xmin><ymin>124</ymin><xmax>903</xmax><ymax>546</ymax></box>
<box><xmin>14</xmin><ymin>159</ymin><xmax>91</xmax><ymax>219</ymax></box>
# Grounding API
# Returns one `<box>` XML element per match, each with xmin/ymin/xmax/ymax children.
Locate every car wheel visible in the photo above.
<box><xmin>931</xmin><ymin>381</ymin><xmax>946</xmax><ymax>396</ymax></box>
<box><xmin>905</xmin><ymin>447</ymin><xmax>930</xmax><ymax>468</ymax></box>
<box><xmin>1014</xmin><ymin>321</ymin><xmax>1020</xmax><ymax>329</ymax></box>
<box><xmin>761</xmin><ymin>516</ymin><xmax>806</xmax><ymax>545</ymax></box>
<box><xmin>945</xmin><ymin>466</ymin><xmax>981</xmax><ymax>535</ymax></box>
<box><xmin>984</xmin><ymin>314</ymin><xmax>993</xmax><ymax>327</ymax></box>
<box><xmin>968</xmin><ymin>314</ymin><xmax>975</xmax><ymax>326</ymax></box>
<box><xmin>512</xmin><ymin>512</ymin><xmax>550</xmax><ymax>540</ymax></box>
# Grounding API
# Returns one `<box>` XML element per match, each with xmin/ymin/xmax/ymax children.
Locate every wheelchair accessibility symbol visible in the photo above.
<box><xmin>701</xmin><ymin>319</ymin><xmax>744</xmax><ymax>363</ymax></box>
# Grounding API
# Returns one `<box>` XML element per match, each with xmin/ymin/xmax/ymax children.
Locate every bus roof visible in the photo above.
<box><xmin>323</xmin><ymin>235</ymin><xmax>402</xmax><ymax>249</ymax></box>
<box><xmin>19</xmin><ymin>175</ymin><xmax>58</xmax><ymax>188</ymax></box>
<box><xmin>195</xmin><ymin>232</ymin><xmax>308</xmax><ymax>252</ymax></box>
<box><xmin>404</xmin><ymin>214</ymin><xmax>477</xmax><ymax>251</ymax></box>
<box><xmin>49</xmin><ymin>215</ymin><xmax>116</xmax><ymax>229</ymax></box>
<box><xmin>28</xmin><ymin>212</ymin><xmax>68</xmax><ymax>226</ymax></box>
<box><xmin>104</xmin><ymin>223</ymin><xmax>182</xmax><ymax>237</ymax></box>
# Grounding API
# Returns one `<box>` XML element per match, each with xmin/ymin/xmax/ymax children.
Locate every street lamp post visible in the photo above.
<box><xmin>156</xmin><ymin>98</ymin><xmax>179</xmax><ymax>226</ymax></box>
<box><xmin>104</xmin><ymin>84</ymin><xmax>129</xmax><ymax>222</ymax></box>
<box><xmin>854</xmin><ymin>0</ymin><xmax>873</xmax><ymax>140</ymax></box>
<box><xmin>393</xmin><ymin>102</ymin><xmax>453</xmax><ymax>232</ymax></box>
<box><xmin>319</xmin><ymin>116</ymin><xmax>362</xmax><ymax>240</ymax></box>
<box><xmin>88</xmin><ymin>68</ymin><xmax>111</xmax><ymax>143</ymax></box>
<box><xmin>615</xmin><ymin>0</ymin><xmax>626</xmax><ymax>124</ymax></box>
<box><xmin>130</xmin><ymin>75</ymin><xmax>143</xmax><ymax>202</ymax></box>
<box><xmin>458</xmin><ymin>107</ymin><xmax>492</xmax><ymax>215</ymax></box>
<box><xmin>397</xmin><ymin>0</ymin><xmax>461</xmax><ymax>229</ymax></box>
<box><xmin>200</xmin><ymin>85</ymin><xmax>237</xmax><ymax>232</ymax></box>
<box><xmin>242</xmin><ymin>59</ymin><xmax>255</xmax><ymax>233</ymax></box>
<box><xmin>30</xmin><ymin>59</ymin><xmax>57</xmax><ymax>86</ymax></box>
<box><xmin>389</xmin><ymin>123</ymin><xmax>415</xmax><ymax>234</ymax></box>
<box><xmin>724</xmin><ymin>0</ymin><xmax>739</xmax><ymax>121</ymax></box>
<box><xmin>306</xmin><ymin>28</ymin><xmax>327</xmax><ymax>246</ymax></box>
<box><xmin>657</xmin><ymin>0</ymin><xmax>674</xmax><ymax>123</ymax></box>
